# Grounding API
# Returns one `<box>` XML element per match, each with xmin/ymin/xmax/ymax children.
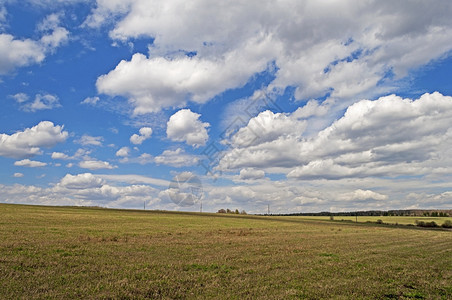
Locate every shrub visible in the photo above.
<box><xmin>442</xmin><ymin>220</ymin><xmax>452</xmax><ymax>228</ymax></box>
<box><xmin>426</xmin><ymin>221</ymin><xmax>438</xmax><ymax>227</ymax></box>
<box><xmin>376</xmin><ymin>219</ymin><xmax>383</xmax><ymax>224</ymax></box>
<box><xmin>415</xmin><ymin>220</ymin><xmax>438</xmax><ymax>228</ymax></box>
<box><xmin>330</xmin><ymin>215</ymin><xmax>334</xmax><ymax>221</ymax></box>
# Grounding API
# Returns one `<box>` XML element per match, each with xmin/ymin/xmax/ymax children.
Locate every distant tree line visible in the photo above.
<box><xmin>217</xmin><ymin>208</ymin><xmax>247</xmax><ymax>215</ymax></box>
<box><xmin>263</xmin><ymin>209</ymin><xmax>451</xmax><ymax>217</ymax></box>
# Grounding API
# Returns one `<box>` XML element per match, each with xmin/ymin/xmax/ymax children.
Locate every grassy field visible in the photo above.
<box><xmin>0</xmin><ymin>204</ymin><xmax>451</xmax><ymax>299</ymax></box>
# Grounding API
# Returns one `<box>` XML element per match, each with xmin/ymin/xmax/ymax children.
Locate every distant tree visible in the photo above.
<box><xmin>235</xmin><ymin>209</ymin><xmax>239</xmax><ymax>214</ymax></box>
<box><xmin>217</xmin><ymin>209</ymin><xmax>226</xmax><ymax>213</ymax></box>
<box><xmin>240</xmin><ymin>210</ymin><xmax>247</xmax><ymax>215</ymax></box>
<box><xmin>431</xmin><ymin>212</ymin><xmax>439</xmax><ymax>217</ymax></box>
<box><xmin>226</xmin><ymin>209</ymin><xmax>232</xmax><ymax>214</ymax></box>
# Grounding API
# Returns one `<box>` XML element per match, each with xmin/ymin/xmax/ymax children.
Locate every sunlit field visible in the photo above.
<box><xmin>1</xmin><ymin>204</ymin><xmax>451</xmax><ymax>299</ymax></box>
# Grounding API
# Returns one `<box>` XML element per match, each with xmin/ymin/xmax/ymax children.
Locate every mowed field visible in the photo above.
<box><xmin>0</xmin><ymin>204</ymin><xmax>451</xmax><ymax>299</ymax></box>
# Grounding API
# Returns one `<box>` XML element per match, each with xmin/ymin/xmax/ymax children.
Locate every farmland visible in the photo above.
<box><xmin>0</xmin><ymin>204</ymin><xmax>451</xmax><ymax>299</ymax></box>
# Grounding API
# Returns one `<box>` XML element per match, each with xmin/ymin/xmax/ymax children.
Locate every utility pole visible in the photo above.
<box><xmin>144</xmin><ymin>201</ymin><xmax>146</xmax><ymax>210</ymax></box>
<box><xmin>200</xmin><ymin>198</ymin><xmax>203</xmax><ymax>213</ymax></box>
<box><xmin>267</xmin><ymin>204</ymin><xmax>270</xmax><ymax>215</ymax></box>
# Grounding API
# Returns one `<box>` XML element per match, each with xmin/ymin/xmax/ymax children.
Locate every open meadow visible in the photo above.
<box><xmin>0</xmin><ymin>204</ymin><xmax>451</xmax><ymax>299</ymax></box>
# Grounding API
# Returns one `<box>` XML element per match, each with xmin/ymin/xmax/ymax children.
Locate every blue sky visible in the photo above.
<box><xmin>1</xmin><ymin>0</ymin><xmax>452</xmax><ymax>213</ymax></box>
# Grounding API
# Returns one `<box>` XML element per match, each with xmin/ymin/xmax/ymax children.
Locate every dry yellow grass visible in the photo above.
<box><xmin>0</xmin><ymin>204</ymin><xmax>451</xmax><ymax>299</ymax></box>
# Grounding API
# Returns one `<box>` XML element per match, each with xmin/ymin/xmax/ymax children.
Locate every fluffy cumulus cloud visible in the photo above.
<box><xmin>167</xmin><ymin>109</ymin><xmax>209</xmax><ymax>147</ymax></box>
<box><xmin>115</xmin><ymin>146</ymin><xmax>130</xmax><ymax>157</ymax></box>
<box><xmin>96</xmin><ymin>42</ymin><xmax>273</xmax><ymax>114</ymax></box>
<box><xmin>0</xmin><ymin>13</ymin><xmax>68</xmax><ymax>74</ymax></box>
<box><xmin>0</xmin><ymin>172</ymin><xmax>162</xmax><ymax>208</ymax></box>
<box><xmin>0</xmin><ymin>121</ymin><xmax>68</xmax><ymax>159</ymax></box>
<box><xmin>154</xmin><ymin>148</ymin><xmax>199</xmax><ymax>167</ymax></box>
<box><xmin>59</xmin><ymin>173</ymin><xmax>106</xmax><ymax>189</ymax></box>
<box><xmin>76</xmin><ymin>135</ymin><xmax>103</xmax><ymax>146</ymax></box>
<box><xmin>79</xmin><ymin>159</ymin><xmax>117</xmax><ymax>170</ymax></box>
<box><xmin>130</xmin><ymin>127</ymin><xmax>152</xmax><ymax>145</ymax></box>
<box><xmin>219</xmin><ymin>110</ymin><xmax>307</xmax><ymax>171</ymax></box>
<box><xmin>218</xmin><ymin>92</ymin><xmax>452</xmax><ymax>181</ymax></box>
<box><xmin>93</xmin><ymin>0</ymin><xmax>452</xmax><ymax>113</ymax></box>
<box><xmin>51</xmin><ymin>152</ymin><xmax>69</xmax><ymax>160</ymax></box>
<box><xmin>239</xmin><ymin>168</ymin><xmax>266</xmax><ymax>180</ymax></box>
<box><xmin>21</xmin><ymin>94</ymin><xmax>61</xmax><ymax>112</ymax></box>
<box><xmin>14</xmin><ymin>159</ymin><xmax>47</xmax><ymax>168</ymax></box>
<box><xmin>0</xmin><ymin>34</ymin><xmax>46</xmax><ymax>74</ymax></box>
<box><xmin>337</xmin><ymin>189</ymin><xmax>388</xmax><ymax>202</ymax></box>
<box><xmin>287</xmin><ymin>92</ymin><xmax>452</xmax><ymax>179</ymax></box>
<box><xmin>51</xmin><ymin>173</ymin><xmax>162</xmax><ymax>207</ymax></box>
<box><xmin>203</xmin><ymin>180</ymin><xmax>399</xmax><ymax>214</ymax></box>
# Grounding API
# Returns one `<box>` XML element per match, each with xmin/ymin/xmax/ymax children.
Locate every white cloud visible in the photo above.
<box><xmin>287</xmin><ymin>92</ymin><xmax>452</xmax><ymax>179</ymax></box>
<box><xmin>229</xmin><ymin>110</ymin><xmax>306</xmax><ymax>148</ymax></box>
<box><xmin>154</xmin><ymin>148</ymin><xmax>199</xmax><ymax>167</ymax></box>
<box><xmin>51</xmin><ymin>152</ymin><xmax>69</xmax><ymax>160</ymax></box>
<box><xmin>59</xmin><ymin>173</ymin><xmax>106</xmax><ymax>189</ymax></box>
<box><xmin>0</xmin><ymin>171</ymin><xmax>162</xmax><ymax>208</ymax></box>
<box><xmin>97</xmin><ymin>40</ymin><xmax>273</xmax><ymax>114</ymax></box>
<box><xmin>38</xmin><ymin>13</ymin><xmax>69</xmax><ymax>50</ymax></box>
<box><xmin>167</xmin><ymin>109</ymin><xmax>209</xmax><ymax>148</ymax></box>
<box><xmin>292</xmin><ymin>100</ymin><xmax>329</xmax><ymax>119</ymax></box>
<box><xmin>82</xmin><ymin>1</ymin><xmax>131</xmax><ymax>28</ymax></box>
<box><xmin>338</xmin><ymin>189</ymin><xmax>388</xmax><ymax>202</ymax></box>
<box><xmin>130</xmin><ymin>127</ymin><xmax>152</xmax><ymax>145</ymax></box>
<box><xmin>0</xmin><ymin>121</ymin><xmax>68</xmax><ymax>159</ymax></box>
<box><xmin>22</xmin><ymin>94</ymin><xmax>61</xmax><ymax>112</ymax></box>
<box><xmin>92</xmin><ymin>0</ymin><xmax>452</xmax><ymax>113</ymax></box>
<box><xmin>0</xmin><ymin>34</ymin><xmax>45</xmax><ymax>74</ymax></box>
<box><xmin>13</xmin><ymin>172</ymin><xmax>24</xmax><ymax>178</ymax></box>
<box><xmin>217</xmin><ymin>92</ymin><xmax>452</xmax><ymax>180</ymax></box>
<box><xmin>116</xmin><ymin>146</ymin><xmax>130</xmax><ymax>157</ymax></box>
<box><xmin>14</xmin><ymin>159</ymin><xmax>47</xmax><ymax>168</ymax></box>
<box><xmin>137</xmin><ymin>153</ymin><xmax>153</xmax><ymax>165</ymax></box>
<box><xmin>0</xmin><ymin>13</ymin><xmax>68</xmax><ymax>75</ymax></box>
<box><xmin>37</xmin><ymin>12</ymin><xmax>63</xmax><ymax>32</ymax></box>
<box><xmin>239</xmin><ymin>168</ymin><xmax>265</xmax><ymax>180</ymax></box>
<box><xmin>97</xmin><ymin>174</ymin><xmax>170</xmax><ymax>187</ymax></box>
<box><xmin>79</xmin><ymin>159</ymin><xmax>117</xmax><ymax>170</ymax></box>
<box><xmin>9</xmin><ymin>93</ymin><xmax>29</xmax><ymax>103</ymax></box>
<box><xmin>76</xmin><ymin>135</ymin><xmax>103</xmax><ymax>146</ymax></box>
<box><xmin>81</xmin><ymin>96</ymin><xmax>100</xmax><ymax>105</ymax></box>
<box><xmin>218</xmin><ymin>110</ymin><xmax>307</xmax><ymax>171</ymax></box>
